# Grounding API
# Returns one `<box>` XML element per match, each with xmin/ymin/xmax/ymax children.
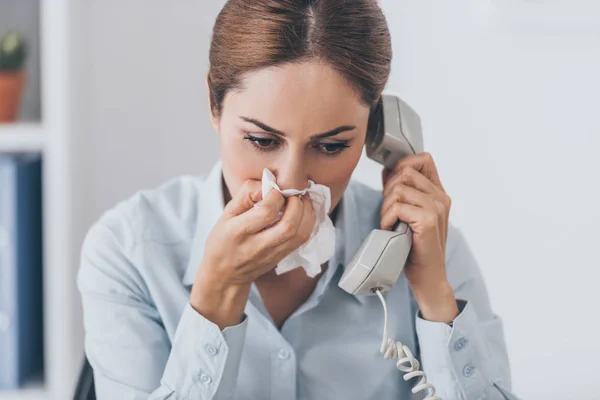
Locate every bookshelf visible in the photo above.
<box><xmin>0</xmin><ymin>124</ymin><xmax>45</xmax><ymax>152</ymax></box>
<box><xmin>0</xmin><ymin>0</ymin><xmax>81</xmax><ymax>399</ymax></box>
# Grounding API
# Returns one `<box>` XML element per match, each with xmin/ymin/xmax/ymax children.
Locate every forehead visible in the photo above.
<box><xmin>222</xmin><ymin>61</ymin><xmax>370</xmax><ymax>134</ymax></box>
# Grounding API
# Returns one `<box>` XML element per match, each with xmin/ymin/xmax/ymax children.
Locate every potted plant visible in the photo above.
<box><xmin>0</xmin><ymin>32</ymin><xmax>27</xmax><ymax>123</ymax></box>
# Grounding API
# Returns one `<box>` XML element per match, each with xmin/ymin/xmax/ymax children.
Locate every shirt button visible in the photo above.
<box><xmin>198</xmin><ymin>373</ymin><xmax>212</xmax><ymax>385</ymax></box>
<box><xmin>453</xmin><ymin>337</ymin><xmax>468</xmax><ymax>351</ymax></box>
<box><xmin>463</xmin><ymin>364</ymin><xmax>476</xmax><ymax>378</ymax></box>
<box><xmin>278</xmin><ymin>348</ymin><xmax>291</xmax><ymax>360</ymax></box>
<box><xmin>205</xmin><ymin>343</ymin><xmax>218</xmax><ymax>356</ymax></box>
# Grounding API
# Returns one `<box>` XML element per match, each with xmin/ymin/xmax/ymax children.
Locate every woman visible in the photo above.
<box><xmin>78</xmin><ymin>1</ymin><xmax>518</xmax><ymax>399</ymax></box>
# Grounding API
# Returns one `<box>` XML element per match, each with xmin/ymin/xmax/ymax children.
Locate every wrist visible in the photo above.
<box><xmin>191</xmin><ymin>268</ymin><xmax>251</xmax><ymax>330</ymax></box>
<box><xmin>412</xmin><ymin>280</ymin><xmax>459</xmax><ymax>323</ymax></box>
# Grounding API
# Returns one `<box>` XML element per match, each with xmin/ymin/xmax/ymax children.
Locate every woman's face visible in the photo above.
<box><xmin>210</xmin><ymin>61</ymin><xmax>371</xmax><ymax>214</ymax></box>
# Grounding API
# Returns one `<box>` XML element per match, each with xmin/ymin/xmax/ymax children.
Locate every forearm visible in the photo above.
<box><xmin>412</xmin><ymin>280</ymin><xmax>459</xmax><ymax>323</ymax></box>
<box><xmin>191</xmin><ymin>266</ymin><xmax>251</xmax><ymax>331</ymax></box>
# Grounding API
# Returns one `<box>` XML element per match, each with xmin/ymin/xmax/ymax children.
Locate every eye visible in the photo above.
<box><xmin>317</xmin><ymin>142</ymin><xmax>350</xmax><ymax>156</ymax></box>
<box><xmin>244</xmin><ymin>135</ymin><xmax>278</xmax><ymax>150</ymax></box>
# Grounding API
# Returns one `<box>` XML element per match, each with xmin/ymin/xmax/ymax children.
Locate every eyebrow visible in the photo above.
<box><xmin>240</xmin><ymin>116</ymin><xmax>356</xmax><ymax>139</ymax></box>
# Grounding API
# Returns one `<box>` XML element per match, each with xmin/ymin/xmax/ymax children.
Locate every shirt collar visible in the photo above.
<box><xmin>183</xmin><ymin>159</ymin><xmax>369</xmax><ymax>304</ymax></box>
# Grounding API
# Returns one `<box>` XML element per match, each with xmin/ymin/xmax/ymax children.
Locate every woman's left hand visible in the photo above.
<box><xmin>380</xmin><ymin>152</ymin><xmax>459</xmax><ymax>323</ymax></box>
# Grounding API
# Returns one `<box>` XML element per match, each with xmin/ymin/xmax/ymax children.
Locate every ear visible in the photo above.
<box><xmin>206</xmin><ymin>75</ymin><xmax>220</xmax><ymax>133</ymax></box>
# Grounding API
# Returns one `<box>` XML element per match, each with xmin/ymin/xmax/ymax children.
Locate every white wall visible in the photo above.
<box><xmin>364</xmin><ymin>1</ymin><xmax>599</xmax><ymax>398</ymax></box>
<box><xmin>72</xmin><ymin>1</ymin><xmax>600</xmax><ymax>399</ymax></box>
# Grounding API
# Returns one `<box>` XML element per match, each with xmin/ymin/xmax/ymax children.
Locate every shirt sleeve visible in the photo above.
<box><xmin>413</xmin><ymin>224</ymin><xmax>522</xmax><ymax>400</ymax></box>
<box><xmin>77</xmin><ymin>215</ymin><xmax>248</xmax><ymax>399</ymax></box>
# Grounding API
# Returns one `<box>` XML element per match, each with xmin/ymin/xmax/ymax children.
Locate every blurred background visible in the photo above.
<box><xmin>0</xmin><ymin>0</ymin><xmax>598</xmax><ymax>399</ymax></box>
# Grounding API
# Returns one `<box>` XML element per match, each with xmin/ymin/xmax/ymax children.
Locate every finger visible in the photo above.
<box><xmin>235</xmin><ymin>188</ymin><xmax>286</xmax><ymax>233</ymax></box>
<box><xmin>380</xmin><ymin>183</ymin><xmax>434</xmax><ymax>219</ymax></box>
<box><xmin>252</xmin><ymin>195</ymin><xmax>316</xmax><ymax>277</ymax></box>
<box><xmin>223</xmin><ymin>179</ymin><xmax>263</xmax><ymax>217</ymax></box>
<box><xmin>291</xmin><ymin>194</ymin><xmax>317</xmax><ymax>247</ymax></box>
<box><xmin>380</xmin><ymin>201</ymin><xmax>437</xmax><ymax>232</ymax></box>
<box><xmin>383</xmin><ymin>166</ymin><xmax>439</xmax><ymax>198</ymax></box>
<box><xmin>391</xmin><ymin>152</ymin><xmax>444</xmax><ymax>189</ymax></box>
<box><xmin>255</xmin><ymin>194</ymin><xmax>305</xmax><ymax>247</ymax></box>
<box><xmin>269</xmin><ymin>194</ymin><xmax>316</xmax><ymax>260</ymax></box>
<box><xmin>433</xmin><ymin>198</ymin><xmax>449</xmax><ymax>249</ymax></box>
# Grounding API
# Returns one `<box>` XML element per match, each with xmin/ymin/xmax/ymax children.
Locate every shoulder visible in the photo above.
<box><xmin>88</xmin><ymin>175</ymin><xmax>205</xmax><ymax>250</ymax></box>
<box><xmin>77</xmin><ymin>175</ymin><xmax>207</xmax><ymax>294</ymax></box>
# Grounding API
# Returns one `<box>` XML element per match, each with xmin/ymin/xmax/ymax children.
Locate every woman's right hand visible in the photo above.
<box><xmin>190</xmin><ymin>179</ymin><xmax>316</xmax><ymax>329</ymax></box>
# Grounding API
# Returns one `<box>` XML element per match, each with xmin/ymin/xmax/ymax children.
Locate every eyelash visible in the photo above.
<box><xmin>243</xmin><ymin>134</ymin><xmax>350</xmax><ymax>156</ymax></box>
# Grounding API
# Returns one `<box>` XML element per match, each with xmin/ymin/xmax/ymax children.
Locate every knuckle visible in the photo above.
<box><xmin>399</xmin><ymin>172</ymin><xmax>411</xmax><ymax>185</ymax></box>
<box><xmin>434</xmin><ymin>201</ymin><xmax>446</xmax><ymax>216</ymax></box>
<box><xmin>425</xmin><ymin>213</ymin><xmax>438</xmax><ymax>227</ymax></box>
<box><xmin>225</xmin><ymin>221</ymin><xmax>244</xmax><ymax>238</ymax></box>
<box><xmin>278</xmin><ymin>220</ymin><xmax>296</xmax><ymax>238</ymax></box>
<box><xmin>255</xmin><ymin>205</ymin><xmax>272</xmax><ymax>220</ymax></box>
<box><xmin>393</xmin><ymin>185</ymin><xmax>404</xmax><ymax>197</ymax></box>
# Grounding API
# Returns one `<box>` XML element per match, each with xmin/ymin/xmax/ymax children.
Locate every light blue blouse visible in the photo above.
<box><xmin>77</xmin><ymin>159</ymin><xmax>519</xmax><ymax>399</ymax></box>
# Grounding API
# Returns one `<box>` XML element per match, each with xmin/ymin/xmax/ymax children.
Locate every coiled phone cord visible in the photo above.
<box><xmin>375</xmin><ymin>289</ymin><xmax>441</xmax><ymax>400</ymax></box>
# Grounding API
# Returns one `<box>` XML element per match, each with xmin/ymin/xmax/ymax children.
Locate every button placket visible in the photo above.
<box><xmin>198</xmin><ymin>372</ymin><xmax>212</xmax><ymax>385</ymax></box>
<box><xmin>278</xmin><ymin>348</ymin><xmax>291</xmax><ymax>360</ymax></box>
<box><xmin>205</xmin><ymin>343</ymin><xmax>218</xmax><ymax>357</ymax></box>
<box><xmin>453</xmin><ymin>337</ymin><xmax>468</xmax><ymax>351</ymax></box>
<box><xmin>271</xmin><ymin>340</ymin><xmax>297</xmax><ymax>400</ymax></box>
<box><xmin>462</xmin><ymin>364</ymin><xmax>476</xmax><ymax>378</ymax></box>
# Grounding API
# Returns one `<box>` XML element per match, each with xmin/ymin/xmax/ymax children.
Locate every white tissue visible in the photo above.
<box><xmin>254</xmin><ymin>168</ymin><xmax>335</xmax><ymax>278</ymax></box>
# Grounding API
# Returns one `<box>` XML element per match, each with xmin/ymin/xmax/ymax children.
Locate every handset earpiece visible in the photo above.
<box><xmin>339</xmin><ymin>94</ymin><xmax>424</xmax><ymax>295</ymax></box>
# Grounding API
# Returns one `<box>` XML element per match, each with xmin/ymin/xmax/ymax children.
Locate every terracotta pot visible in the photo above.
<box><xmin>0</xmin><ymin>71</ymin><xmax>25</xmax><ymax>123</ymax></box>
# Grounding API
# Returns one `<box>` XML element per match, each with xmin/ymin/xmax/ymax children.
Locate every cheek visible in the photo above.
<box><xmin>219</xmin><ymin>129</ymin><xmax>264</xmax><ymax>199</ymax></box>
<box><xmin>311</xmin><ymin>144</ymin><xmax>363</xmax><ymax>213</ymax></box>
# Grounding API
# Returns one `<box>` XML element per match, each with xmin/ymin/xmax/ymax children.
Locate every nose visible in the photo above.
<box><xmin>271</xmin><ymin>159</ymin><xmax>309</xmax><ymax>191</ymax></box>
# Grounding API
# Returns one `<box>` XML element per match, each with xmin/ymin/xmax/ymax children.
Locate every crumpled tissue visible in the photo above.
<box><xmin>254</xmin><ymin>168</ymin><xmax>335</xmax><ymax>277</ymax></box>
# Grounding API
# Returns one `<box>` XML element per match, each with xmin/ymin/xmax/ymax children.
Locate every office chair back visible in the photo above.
<box><xmin>73</xmin><ymin>357</ymin><xmax>96</xmax><ymax>400</ymax></box>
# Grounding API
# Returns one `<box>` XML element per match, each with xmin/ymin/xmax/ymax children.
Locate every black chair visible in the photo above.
<box><xmin>73</xmin><ymin>357</ymin><xmax>96</xmax><ymax>400</ymax></box>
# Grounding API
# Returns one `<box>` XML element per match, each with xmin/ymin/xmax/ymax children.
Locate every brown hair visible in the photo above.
<box><xmin>207</xmin><ymin>0</ymin><xmax>392</xmax><ymax>118</ymax></box>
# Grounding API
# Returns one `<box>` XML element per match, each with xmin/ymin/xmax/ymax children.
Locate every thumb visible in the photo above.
<box><xmin>223</xmin><ymin>179</ymin><xmax>263</xmax><ymax>218</ymax></box>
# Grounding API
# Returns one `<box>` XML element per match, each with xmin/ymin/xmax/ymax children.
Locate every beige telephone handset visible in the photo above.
<box><xmin>339</xmin><ymin>94</ymin><xmax>424</xmax><ymax>296</ymax></box>
<box><xmin>336</xmin><ymin>95</ymin><xmax>441</xmax><ymax>399</ymax></box>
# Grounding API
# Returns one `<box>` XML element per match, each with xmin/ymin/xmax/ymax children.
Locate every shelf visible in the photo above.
<box><xmin>0</xmin><ymin>123</ymin><xmax>45</xmax><ymax>153</ymax></box>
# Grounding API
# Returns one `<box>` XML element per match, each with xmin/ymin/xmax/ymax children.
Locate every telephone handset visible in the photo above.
<box><xmin>338</xmin><ymin>94</ymin><xmax>424</xmax><ymax>296</ymax></box>
<box><xmin>337</xmin><ymin>96</ymin><xmax>440</xmax><ymax>399</ymax></box>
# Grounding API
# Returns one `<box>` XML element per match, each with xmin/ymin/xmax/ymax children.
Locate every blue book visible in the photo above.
<box><xmin>0</xmin><ymin>154</ymin><xmax>44</xmax><ymax>389</ymax></box>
